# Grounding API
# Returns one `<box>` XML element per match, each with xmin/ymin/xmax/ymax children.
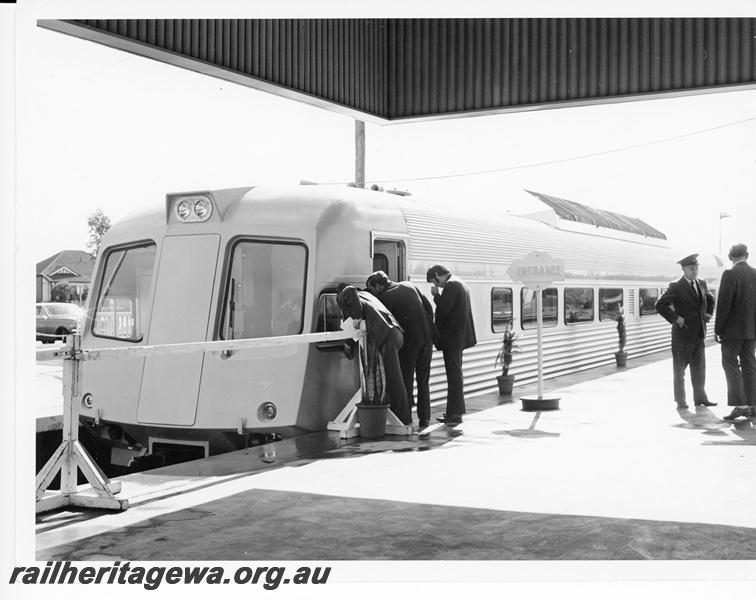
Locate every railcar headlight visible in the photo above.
<box><xmin>194</xmin><ymin>198</ymin><xmax>211</xmax><ymax>218</ymax></box>
<box><xmin>261</xmin><ymin>402</ymin><xmax>277</xmax><ymax>420</ymax></box>
<box><xmin>175</xmin><ymin>195</ymin><xmax>213</xmax><ymax>223</ymax></box>
<box><xmin>82</xmin><ymin>393</ymin><xmax>94</xmax><ymax>409</ymax></box>
<box><xmin>176</xmin><ymin>200</ymin><xmax>193</xmax><ymax>220</ymax></box>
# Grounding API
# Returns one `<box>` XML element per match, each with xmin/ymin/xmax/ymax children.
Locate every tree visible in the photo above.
<box><xmin>86</xmin><ymin>208</ymin><xmax>111</xmax><ymax>257</ymax></box>
<box><xmin>51</xmin><ymin>282</ymin><xmax>72</xmax><ymax>303</ymax></box>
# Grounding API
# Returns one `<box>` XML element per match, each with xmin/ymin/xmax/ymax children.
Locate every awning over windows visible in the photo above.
<box><xmin>526</xmin><ymin>190</ymin><xmax>667</xmax><ymax>240</ymax></box>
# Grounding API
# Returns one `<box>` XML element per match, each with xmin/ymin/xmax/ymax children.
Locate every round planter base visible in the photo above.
<box><xmin>615</xmin><ymin>351</ymin><xmax>628</xmax><ymax>367</ymax></box>
<box><xmin>520</xmin><ymin>395</ymin><xmax>561</xmax><ymax>412</ymax></box>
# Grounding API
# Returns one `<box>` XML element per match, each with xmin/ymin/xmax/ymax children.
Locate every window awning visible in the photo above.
<box><xmin>526</xmin><ymin>190</ymin><xmax>667</xmax><ymax>240</ymax></box>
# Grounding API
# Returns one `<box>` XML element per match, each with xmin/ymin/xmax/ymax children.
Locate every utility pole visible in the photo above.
<box><xmin>719</xmin><ymin>211</ymin><xmax>731</xmax><ymax>255</ymax></box>
<box><xmin>355</xmin><ymin>120</ymin><xmax>365</xmax><ymax>188</ymax></box>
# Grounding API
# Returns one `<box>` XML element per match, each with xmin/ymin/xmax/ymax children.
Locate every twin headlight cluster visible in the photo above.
<box><xmin>175</xmin><ymin>195</ymin><xmax>213</xmax><ymax>223</ymax></box>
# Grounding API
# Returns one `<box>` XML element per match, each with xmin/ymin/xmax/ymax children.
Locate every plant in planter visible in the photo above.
<box><xmin>356</xmin><ymin>339</ymin><xmax>390</xmax><ymax>438</ymax></box>
<box><xmin>494</xmin><ymin>320</ymin><xmax>524</xmax><ymax>396</ymax></box>
<box><xmin>614</xmin><ymin>305</ymin><xmax>628</xmax><ymax>367</ymax></box>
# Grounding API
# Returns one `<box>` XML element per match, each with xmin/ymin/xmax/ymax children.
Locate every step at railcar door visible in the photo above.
<box><xmin>137</xmin><ymin>234</ymin><xmax>220</xmax><ymax>426</ymax></box>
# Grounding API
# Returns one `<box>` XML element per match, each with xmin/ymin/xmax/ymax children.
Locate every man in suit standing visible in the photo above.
<box><xmin>366</xmin><ymin>271</ymin><xmax>436</xmax><ymax>428</ymax></box>
<box><xmin>714</xmin><ymin>243</ymin><xmax>756</xmax><ymax>420</ymax></box>
<box><xmin>426</xmin><ymin>265</ymin><xmax>477</xmax><ymax>424</ymax></box>
<box><xmin>655</xmin><ymin>253</ymin><xmax>716</xmax><ymax>409</ymax></box>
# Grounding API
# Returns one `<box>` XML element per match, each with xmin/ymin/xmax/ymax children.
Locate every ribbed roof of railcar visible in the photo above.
<box><xmin>394</xmin><ymin>198</ymin><xmax>706</xmax><ymax>283</ymax></box>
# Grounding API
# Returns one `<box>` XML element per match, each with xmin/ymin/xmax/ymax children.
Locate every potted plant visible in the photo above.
<box><xmin>494</xmin><ymin>321</ymin><xmax>524</xmax><ymax>396</ymax></box>
<box><xmin>614</xmin><ymin>305</ymin><xmax>628</xmax><ymax>367</ymax></box>
<box><xmin>356</xmin><ymin>341</ymin><xmax>390</xmax><ymax>438</ymax></box>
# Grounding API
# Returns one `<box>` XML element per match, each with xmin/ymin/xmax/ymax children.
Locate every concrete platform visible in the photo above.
<box><xmin>34</xmin><ymin>344</ymin><xmax>756</xmax><ymax>585</ymax></box>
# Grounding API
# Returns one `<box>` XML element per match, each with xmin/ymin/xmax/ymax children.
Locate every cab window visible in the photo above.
<box><xmin>92</xmin><ymin>243</ymin><xmax>157</xmax><ymax>341</ymax></box>
<box><xmin>221</xmin><ymin>240</ymin><xmax>307</xmax><ymax>339</ymax></box>
<box><xmin>316</xmin><ymin>293</ymin><xmax>342</xmax><ymax>332</ymax></box>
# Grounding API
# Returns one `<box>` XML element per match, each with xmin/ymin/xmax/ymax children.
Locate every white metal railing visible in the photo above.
<box><xmin>36</xmin><ymin>329</ymin><xmax>364</xmax><ymax>363</ymax></box>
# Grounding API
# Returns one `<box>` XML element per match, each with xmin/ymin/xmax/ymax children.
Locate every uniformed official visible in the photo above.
<box><xmin>655</xmin><ymin>254</ymin><xmax>716</xmax><ymax>408</ymax></box>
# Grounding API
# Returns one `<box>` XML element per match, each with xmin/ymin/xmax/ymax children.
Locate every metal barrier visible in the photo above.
<box><xmin>35</xmin><ymin>324</ymin><xmax>410</xmax><ymax>513</ymax></box>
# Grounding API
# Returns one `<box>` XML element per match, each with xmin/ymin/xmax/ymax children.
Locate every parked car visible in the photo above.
<box><xmin>36</xmin><ymin>302</ymin><xmax>83</xmax><ymax>343</ymax></box>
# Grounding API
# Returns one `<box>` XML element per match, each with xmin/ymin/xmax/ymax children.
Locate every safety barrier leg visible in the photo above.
<box><xmin>35</xmin><ymin>334</ymin><xmax>128</xmax><ymax>513</ymax></box>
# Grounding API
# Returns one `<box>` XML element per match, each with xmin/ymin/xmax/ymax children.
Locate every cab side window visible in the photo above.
<box><xmin>316</xmin><ymin>293</ymin><xmax>342</xmax><ymax>332</ymax></box>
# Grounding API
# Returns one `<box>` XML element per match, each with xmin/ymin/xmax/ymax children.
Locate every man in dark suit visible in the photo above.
<box><xmin>655</xmin><ymin>253</ymin><xmax>716</xmax><ymax>408</ymax></box>
<box><xmin>336</xmin><ymin>284</ymin><xmax>411</xmax><ymax>425</ymax></box>
<box><xmin>426</xmin><ymin>264</ymin><xmax>477</xmax><ymax>424</ymax></box>
<box><xmin>714</xmin><ymin>243</ymin><xmax>756</xmax><ymax>420</ymax></box>
<box><xmin>366</xmin><ymin>271</ymin><xmax>436</xmax><ymax>428</ymax></box>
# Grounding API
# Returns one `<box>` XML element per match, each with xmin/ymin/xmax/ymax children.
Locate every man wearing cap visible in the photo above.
<box><xmin>655</xmin><ymin>254</ymin><xmax>716</xmax><ymax>408</ymax></box>
<box><xmin>714</xmin><ymin>243</ymin><xmax>756</xmax><ymax>420</ymax></box>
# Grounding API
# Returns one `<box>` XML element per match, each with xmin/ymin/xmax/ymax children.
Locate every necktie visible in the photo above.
<box><xmin>691</xmin><ymin>280</ymin><xmax>699</xmax><ymax>300</ymax></box>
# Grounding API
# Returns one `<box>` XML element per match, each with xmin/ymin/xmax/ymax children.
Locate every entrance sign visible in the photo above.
<box><xmin>507</xmin><ymin>251</ymin><xmax>565</xmax><ymax>291</ymax></box>
<box><xmin>508</xmin><ymin>251</ymin><xmax>564</xmax><ymax>406</ymax></box>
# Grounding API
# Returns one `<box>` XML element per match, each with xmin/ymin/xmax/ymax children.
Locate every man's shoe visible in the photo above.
<box><xmin>436</xmin><ymin>414</ymin><xmax>462</xmax><ymax>424</ymax></box>
<box><xmin>419</xmin><ymin>420</ymin><xmax>430</xmax><ymax>428</ymax></box>
<box><xmin>675</xmin><ymin>401</ymin><xmax>689</xmax><ymax>409</ymax></box>
<box><xmin>694</xmin><ymin>400</ymin><xmax>717</xmax><ymax>407</ymax></box>
<box><xmin>723</xmin><ymin>407</ymin><xmax>750</xmax><ymax>420</ymax></box>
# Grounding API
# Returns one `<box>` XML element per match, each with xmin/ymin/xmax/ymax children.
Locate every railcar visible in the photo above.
<box><xmin>77</xmin><ymin>184</ymin><xmax>723</xmax><ymax>465</ymax></box>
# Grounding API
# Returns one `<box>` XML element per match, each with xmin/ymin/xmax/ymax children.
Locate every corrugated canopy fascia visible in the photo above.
<box><xmin>38</xmin><ymin>18</ymin><xmax>756</xmax><ymax>123</ymax></box>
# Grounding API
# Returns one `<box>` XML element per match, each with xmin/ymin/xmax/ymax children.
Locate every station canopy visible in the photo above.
<box><xmin>39</xmin><ymin>18</ymin><xmax>756</xmax><ymax>123</ymax></box>
<box><xmin>526</xmin><ymin>190</ymin><xmax>667</xmax><ymax>240</ymax></box>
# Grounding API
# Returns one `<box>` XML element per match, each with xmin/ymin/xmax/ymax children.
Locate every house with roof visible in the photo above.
<box><xmin>36</xmin><ymin>250</ymin><xmax>96</xmax><ymax>304</ymax></box>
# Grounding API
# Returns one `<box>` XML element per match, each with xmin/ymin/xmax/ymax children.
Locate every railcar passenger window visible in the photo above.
<box><xmin>221</xmin><ymin>241</ymin><xmax>307</xmax><ymax>340</ymax></box>
<box><xmin>521</xmin><ymin>287</ymin><xmax>558</xmax><ymax>329</ymax></box>
<box><xmin>599</xmin><ymin>288</ymin><xmax>624</xmax><ymax>321</ymax></box>
<box><xmin>92</xmin><ymin>244</ymin><xmax>157</xmax><ymax>341</ymax></box>
<box><xmin>491</xmin><ymin>287</ymin><xmax>513</xmax><ymax>332</ymax></box>
<box><xmin>639</xmin><ymin>288</ymin><xmax>659</xmax><ymax>317</ymax></box>
<box><xmin>564</xmin><ymin>288</ymin><xmax>594</xmax><ymax>324</ymax></box>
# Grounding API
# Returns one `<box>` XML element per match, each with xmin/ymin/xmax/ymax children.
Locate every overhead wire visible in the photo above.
<box><xmin>324</xmin><ymin>116</ymin><xmax>756</xmax><ymax>187</ymax></box>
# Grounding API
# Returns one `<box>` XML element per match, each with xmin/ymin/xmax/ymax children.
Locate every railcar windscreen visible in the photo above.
<box><xmin>92</xmin><ymin>243</ymin><xmax>157</xmax><ymax>341</ymax></box>
<box><xmin>221</xmin><ymin>240</ymin><xmax>307</xmax><ymax>339</ymax></box>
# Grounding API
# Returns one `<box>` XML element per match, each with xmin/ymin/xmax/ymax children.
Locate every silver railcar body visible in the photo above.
<box><xmin>78</xmin><ymin>185</ymin><xmax>723</xmax><ymax>461</ymax></box>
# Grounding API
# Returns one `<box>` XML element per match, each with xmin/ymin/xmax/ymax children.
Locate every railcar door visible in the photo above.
<box><xmin>372</xmin><ymin>236</ymin><xmax>406</xmax><ymax>281</ymax></box>
<box><xmin>136</xmin><ymin>234</ymin><xmax>220</xmax><ymax>426</ymax></box>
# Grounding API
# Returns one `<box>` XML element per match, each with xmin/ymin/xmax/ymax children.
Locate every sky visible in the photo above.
<box><xmin>4</xmin><ymin>1</ymin><xmax>756</xmax><ymax>596</ymax></box>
